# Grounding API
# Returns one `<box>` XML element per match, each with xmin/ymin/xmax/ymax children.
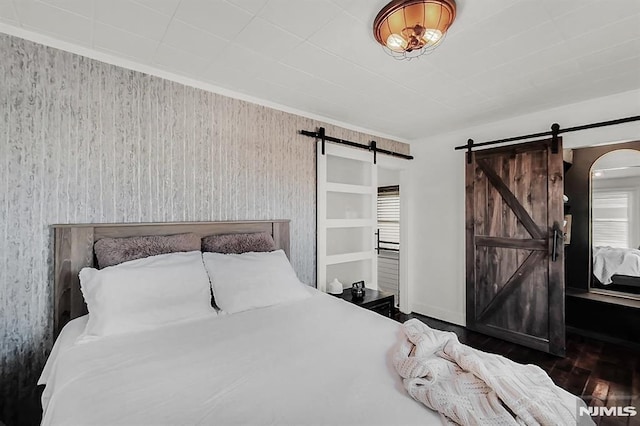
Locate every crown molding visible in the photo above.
<box><xmin>0</xmin><ymin>23</ymin><xmax>410</xmax><ymax>144</ymax></box>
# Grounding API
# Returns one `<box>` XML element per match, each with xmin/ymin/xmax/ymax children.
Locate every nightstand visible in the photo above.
<box><xmin>335</xmin><ymin>288</ymin><xmax>394</xmax><ymax>318</ymax></box>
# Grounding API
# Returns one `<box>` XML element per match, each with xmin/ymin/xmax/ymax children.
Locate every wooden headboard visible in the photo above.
<box><xmin>52</xmin><ymin>220</ymin><xmax>290</xmax><ymax>337</ymax></box>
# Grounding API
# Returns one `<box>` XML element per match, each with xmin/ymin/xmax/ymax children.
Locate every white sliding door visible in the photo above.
<box><xmin>317</xmin><ymin>142</ymin><xmax>377</xmax><ymax>292</ymax></box>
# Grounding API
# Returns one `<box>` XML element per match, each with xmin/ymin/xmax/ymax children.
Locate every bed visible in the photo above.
<box><xmin>592</xmin><ymin>245</ymin><xmax>640</xmax><ymax>287</ymax></box>
<box><xmin>41</xmin><ymin>221</ymin><xmax>589</xmax><ymax>425</ymax></box>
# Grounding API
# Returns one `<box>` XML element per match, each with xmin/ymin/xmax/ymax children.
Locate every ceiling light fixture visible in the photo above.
<box><xmin>373</xmin><ymin>0</ymin><xmax>457</xmax><ymax>60</ymax></box>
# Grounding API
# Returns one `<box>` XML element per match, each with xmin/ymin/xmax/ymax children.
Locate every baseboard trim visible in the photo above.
<box><xmin>410</xmin><ymin>302</ymin><xmax>465</xmax><ymax>326</ymax></box>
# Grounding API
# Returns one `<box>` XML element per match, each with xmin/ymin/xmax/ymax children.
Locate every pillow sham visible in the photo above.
<box><xmin>202</xmin><ymin>232</ymin><xmax>276</xmax><ymax>254</ymax></box>
<box><xmin>94</xmin><ymin>233</ymin><xmax>201</xmax><ymax>268</ymax></box>
<box><xmin>78</xmin><ymin>251</ymin><xmax>214</xmax><ymax>342</ymax></box>
<box><xmin>202</xmin><ymin>250</ymin><xmax>310</xmax><ymax>314</ymax></box>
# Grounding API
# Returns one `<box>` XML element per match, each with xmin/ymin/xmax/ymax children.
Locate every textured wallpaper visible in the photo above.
<box><xmin>0</xmin><ymin>35</ymin><xmax>408</xmax><ymax>424</ymax></box>
<box><xmin>0</xmin><ymin>34</ymin><xmax>408</xmax><ymax>424</ymax></box>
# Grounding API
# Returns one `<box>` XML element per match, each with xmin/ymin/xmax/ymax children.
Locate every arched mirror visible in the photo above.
<box><xmin>590</xmin><ymin>149</ymin><xmax>640</xmax><ymax>297</ymax></box>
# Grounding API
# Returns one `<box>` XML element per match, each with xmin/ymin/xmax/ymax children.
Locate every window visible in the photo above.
<box><xmin>377</xmin><ymin>186</ymin><xmax>399</xmax><ymax>251</ymax></box>
<box><xmin>592</xmin><ymin>190</ymin><xmax>632</xmax><ymax>248</ymax></box>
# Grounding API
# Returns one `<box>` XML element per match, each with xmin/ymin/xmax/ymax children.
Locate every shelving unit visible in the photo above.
<box><xmin>326</xmin><ymin>251</ymin><xmax>373</xmax><ymax>265</ymax></box>
<box><xmin>326</xmin><ymin>182</ymin><xmax>371</xmax><ymax>194</ymax></box>
<box><xmin>325</xmin><ymin>219</ymin><xmax>373</xmax><ymax>228</ymax></box>
<box><xmin>317</xmin><ymin>142</ymin><xmax>377</xmax><ymax>293</ymax></box>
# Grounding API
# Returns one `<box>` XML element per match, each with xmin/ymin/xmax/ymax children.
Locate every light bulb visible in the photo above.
<box><xmin>386</xmin><ymin>33</ymin><xmax>408</xmax><ymax>52</ymax></box>
<box><xmin>423</xmin><ymin>29</ymin><xmax>443</xmax><ymax>44</ymax></box>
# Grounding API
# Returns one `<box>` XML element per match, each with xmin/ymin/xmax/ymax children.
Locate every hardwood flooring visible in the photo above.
<box><xmin>395</xmin><ymin>312</ymin><xmax>640</xmax><ymax>426</ymax></box>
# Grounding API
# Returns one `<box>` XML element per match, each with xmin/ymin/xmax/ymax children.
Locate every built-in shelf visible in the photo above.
<box><xmin>326</xmin><ymin>251</ymin><xmax>373</xmax><ymax>265</ymax></box>
<box><xmin>325</xmin><ymin>219</ymin><xmax>373</xmax><ymax>228</ymax></box>
<box><xmin>566</xmin><ymin>287</ymin><xmax>640</xmax><ymax>309</ymax></box>
<box><xmin>318</xmin><ymin>142</ymin><xmax>377</xmax><ymax>293</ymax></box>
<box><xmin>326</xmin><ymin>182</ymin><xmax>372</xmax><ymax>194</ymax></box>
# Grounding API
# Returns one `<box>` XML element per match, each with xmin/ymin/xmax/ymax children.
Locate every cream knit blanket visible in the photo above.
<box><xmin>393</xmin><ymin>319</ymin><xmax>580</xmax><ymax>426</ymax></box>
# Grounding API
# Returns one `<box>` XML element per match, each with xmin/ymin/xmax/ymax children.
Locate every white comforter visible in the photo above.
<box><xmin>40</xmin><ymin>290</ymin><xmax>585</xmax><ymax>426</ymax></box>
<box><xmin>41</xmin><ymin>290</ymin><xmax>438</xmax><ymax>425</ymax></box>
<box><xmin>592</xmin><ymin>246</ymin><xmax>640</xmax><ymax>284</ymax></box>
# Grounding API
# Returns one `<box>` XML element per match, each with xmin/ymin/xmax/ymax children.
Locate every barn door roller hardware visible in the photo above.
<box><xmin>456</xmin><ymin>115</ymin><xmax>640</xmax><ymax>164</ymax></box>
<box><xmin>299</xmin><ymin>127</ymin><xmax>414</xmax><ymax>164</ymax></box>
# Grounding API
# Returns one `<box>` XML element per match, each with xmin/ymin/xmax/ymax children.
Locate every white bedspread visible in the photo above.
<box><xmin>41</xmin><ymin>290</ymin><xmax>587</xmax><ymax>426</ymax></box>
<box><xmin>41</xmin><ymin>290</ymin><xmax>439</xmax><ymax>425</ymax></box>
<box><xmin>592</xmin><ymin>246</ymin><xmax>640</xmax><ymax>284</ymax></box>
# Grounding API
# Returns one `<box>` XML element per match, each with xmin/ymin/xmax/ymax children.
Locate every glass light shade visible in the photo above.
<box><xmin>423</xmin><ymin>29</ymin><xmax>442</xmax><ymax>43</ymax></box>
<box><xmin>386</xmin><ymin>34</ymin><xmax>408</xmax><ymax>52</ymax></box>
<box><xmin>373</xmin><ymin>0</ymin><xmax>456</xmax><ymax>59</ymax></box>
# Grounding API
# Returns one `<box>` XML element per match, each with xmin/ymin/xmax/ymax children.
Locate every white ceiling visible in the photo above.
<box><xmin>1</xmin><ymin>0</ymin><xmax>639</xmax><ymax>142</ymax></box>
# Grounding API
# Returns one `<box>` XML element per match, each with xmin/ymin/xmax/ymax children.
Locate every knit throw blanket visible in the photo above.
<box><xmin>393</xmin><ymin>319</ymin><xmax>581</xmax><ymax>426</ymax></box>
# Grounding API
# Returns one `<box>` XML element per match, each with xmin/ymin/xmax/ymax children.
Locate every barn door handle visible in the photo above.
<box><xmin>551</xmin><ymin>223</ymin><xmax>562</xmax><ymax>262</ymax></box>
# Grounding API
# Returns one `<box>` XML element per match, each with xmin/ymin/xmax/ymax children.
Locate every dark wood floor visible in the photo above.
<box><xmin>395</xmin><ymin>312</ymin><xmax>640</xmax><ymax>426</ymax></box>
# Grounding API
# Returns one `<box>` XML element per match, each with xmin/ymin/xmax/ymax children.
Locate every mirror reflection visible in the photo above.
<box><xmin>591</xmin><ymin>149</ymin><xmax>640</xmax><ymax>296</ymax></box>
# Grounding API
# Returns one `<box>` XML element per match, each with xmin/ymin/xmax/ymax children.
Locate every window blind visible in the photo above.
<box><xmin>378</xmin><ymin>186</ymin><xmax>400</xmax><ymax>251</ymax></box>
<box><xmin>592</xmin><ymin>190</ymin><xmax>631</xmax><ymax>248</ymax></box>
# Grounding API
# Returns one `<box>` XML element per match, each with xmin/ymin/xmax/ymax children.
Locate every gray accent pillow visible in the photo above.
<box><xmin>94</xmin><ymin>233</ymin><xmax>201</xmax><ymax>268</ymax></box>
<box><xmin>202</xmin><ymin>232</ymin><xmax>276</xmax><ymax>254</ymax></box>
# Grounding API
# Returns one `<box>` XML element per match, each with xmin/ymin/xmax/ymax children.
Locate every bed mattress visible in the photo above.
<box><xmin>40</xmin><ymin>290</ymin><xmax>441</xmax><ymax>425</ymax></box>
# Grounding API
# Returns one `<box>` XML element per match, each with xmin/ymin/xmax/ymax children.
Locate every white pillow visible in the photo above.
<box><xmin>203</xmin><ymin>250</ymin><xmax>310</xmax><ymax>314</ymax></box>
<box><xmin>78</xmin><ymin>251</ymin><xmax>215</xmax><ymax>342</ymax></box>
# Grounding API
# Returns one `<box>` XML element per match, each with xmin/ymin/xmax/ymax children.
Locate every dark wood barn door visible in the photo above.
<box><xmin>465</xmin><ymin>139</ymin><xmax>565</xmax><ymax>356</ymax></box>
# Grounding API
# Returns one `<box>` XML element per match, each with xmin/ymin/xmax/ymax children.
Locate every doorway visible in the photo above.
<box><xmin>377</xmin><ymin>169</ymin><xmax>400</xmax><ymax>306</ymax></box>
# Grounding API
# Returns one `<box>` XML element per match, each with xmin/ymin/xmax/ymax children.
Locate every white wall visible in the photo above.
<box><xmin>378</xmin><ymin>167</ymin><xmax>400</xmax><ymax>187</ymax></box>
<box><xmin>405</xmin><ymin>89</ymin><xmax>640</xmax><ymax>326</ymax></box>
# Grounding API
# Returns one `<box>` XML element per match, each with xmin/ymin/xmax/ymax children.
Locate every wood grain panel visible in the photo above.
<box><xmin>91</xmin><ymin>222</ymin><xmax>273</xmax><ymax>239</ymax></box>
<box><xmin>513</xmin><ymin>152</ymin><xmax>531</xmax><ymax>269</ymax></box>
<box><xmin>0</xmin><ymin>33</ymin><xmax>410</xmax><ymax>425</ymax></box>
<box><xmin>507</xmin><ymin>147</ymin><xmax>549</xmax><ymax>338</ymax></box>
<box><xmin>499</xmin><ymin>154</ymin><xmax>516</xmax><ymax>333</ymax></box>
<box><xmin>475</xmin><ymin>236</ymin><xmax>547</xmax><ymax>250</ymax></box>
<box><xmin>53</xmin><ymin>228</ymin><xmax>73</xmax><ymax>336</ymax></box>
<box><xmin>547</xmin><ymin>138</ymin><xmax>565</xmax><ymax>352</ymax></box>
<box><xmin>477</xmin><ymin>158</ymin><xmax>544</xmax><ymax>239</ymax></box>
<box><xmin>486</xmin><ymin>156</ymin><xmax>502</xmax><ymax>238</ymax></box>
<box><xmin>484</xmin><ymin>157</ymin><xmax>502</xmax><ymax>316</ymax></box>
<box><xmin>527</xmin><ymin>147</ymin><xmax>550</xmax><ymax>339</ymax></box>
<box><xmin>499</xmin><ymin>154</ymin><xmax>516</xmax><ymax>309</ymax></box>
<box><xmin>466</xmin><ymin>139</ymin><xmax>565</xmax><ymax>356</ymax></box>
<box><xmin>272</xmin><ymin>221</ymin><xmax>291</xmax><ymax>259</ymax></box>
<box><xmin>53</xmin><ymin>227</ymin><xmax>95</xmax><ymax>337</ymax></box>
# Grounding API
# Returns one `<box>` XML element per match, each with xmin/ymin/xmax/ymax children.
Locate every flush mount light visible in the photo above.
<box><xmin>373</xmin><ymin>0</ymin><xmax>457</xmax><ymax>60</ymax></box>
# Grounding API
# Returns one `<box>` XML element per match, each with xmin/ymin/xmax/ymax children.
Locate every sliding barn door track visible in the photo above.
<box><xmin>299</xmin><ymin>127</ymin><xmax>414</xmax><ymax>164</ymax></box>
<box><xmin>455</xmin><ymin>115</ymin><xmax>640</xmax><ymax>164</ymax></box>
